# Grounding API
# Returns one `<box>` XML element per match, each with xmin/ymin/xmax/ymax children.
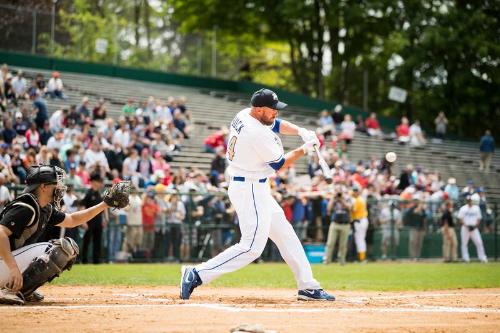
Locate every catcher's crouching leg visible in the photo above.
<box><xmin>20</xmin><ymin>237</ymin><xmax>79</xmax><ymax>298</ymax></box>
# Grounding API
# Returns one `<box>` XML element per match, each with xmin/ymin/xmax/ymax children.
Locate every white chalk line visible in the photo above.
<box><xmin>111</xmin><ymin>291</ymin><xmax>500</xmax><ymax>299</ymax></box>
<box><xmin>2</xmin><ymin>292</ymin><xmax>498</xmax><ymax>314</ymax></box>
<box><xmin>1</xmin><ymin>303</ymin><xmax>499</xmax><ymax>314</ymax></box>
<box><xmin>109</xmin><ymin>291</ymin><xmax>500</xmax><ymax>306</ymax></box>
<box><xmin>347</xmin><ymin>293</ymin><xmax>500</xmax><ymax>301</ymax></box>
<box><xmin>47</xmin><ymin>293</ymin><xmax>500</xmax><ymax>305</ymax></box>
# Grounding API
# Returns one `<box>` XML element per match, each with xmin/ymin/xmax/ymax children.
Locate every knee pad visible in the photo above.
<box><xmin>50</xmin><ymin>237</ymin><xmax>79</xmax><ymax>271</ymax></box>
<box><xmin>21</xmin><ymin>237</ymin><xmax>79</xmax><ymax>297</ymax></box>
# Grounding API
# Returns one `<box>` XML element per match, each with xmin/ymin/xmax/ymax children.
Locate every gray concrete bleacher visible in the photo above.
<box><xmin>202</xmin><ymin>89</ymin><xmax>500</xmax><ymax>201</ymax></box>
<box><xmin>12</xmin><ymin>66</ymin><xmax>500</xmax><ymax>201</ymax></box>
<box><xmin>14</xmin><ymin>67</ymin><xmax>307</xmax><ymax>174</ymax></box>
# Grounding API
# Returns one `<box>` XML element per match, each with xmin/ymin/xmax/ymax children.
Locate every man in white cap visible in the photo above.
<box><xmin>457</xmin><ymin>196</ymin><xmax>487</xmax><ymax>263</ymax></box>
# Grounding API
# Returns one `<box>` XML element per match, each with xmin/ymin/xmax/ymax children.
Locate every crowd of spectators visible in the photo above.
<box><xmin>316</xmin><ymin>108</ymin><xmax>431</xmax><ymax>155</ymax></box>
<box><xmin>198</xmin><ymin>106</ymin><xmax>495</xmax><ymax>263</ymax></box>
<box><xmin>316</xmin><ymin>106</ymin><xmax>494</xmax><ymax>172</ymax></box>
<box><xmin>0</xmin><ymin>64</ymin><xmax>207</xmax><ymax>262</ymax></box>
<box><xmin>317</xmin><ymin>107</ymin><xmax>433</xmax><ymax>148</ymax></box>
<box><xmin>0</xmin><ymin>63</ymin><xmax>496</xmax><ymax>264</ymax></box>
<box><xmin>264</xmin><ymin>148</ymin><xmax>494</xmax><ymax>263</ymax></box>
<box><xmin>0</xmin><ymin>64</ymin><xmax>192</xmax><ymax>190</ymax></box>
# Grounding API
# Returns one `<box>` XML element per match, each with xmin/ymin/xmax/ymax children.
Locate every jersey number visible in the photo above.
<box><xmin>228</xmin><ymin>136</ymin><xmax>237</xmax><ymax>161</ymax></box>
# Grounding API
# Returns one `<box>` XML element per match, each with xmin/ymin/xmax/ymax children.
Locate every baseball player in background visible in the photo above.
<box><xmin>0</xmin><ymin>165</ymin><xmax>129</xmax><ymax>305</ymax></box>
<box><xmin>351</xmin><ymin>186</ymin><xmax>369</xmax><ymax>262</ymax></box>
<box><xmin>180</xmin><ymin>88</ymin><xmax>335</xmax><ymax>301</ymax></box>
<box><xmin>457</xmin><ymin>196</ymin><xmax>488</xmax><ymax>263</ymax></box>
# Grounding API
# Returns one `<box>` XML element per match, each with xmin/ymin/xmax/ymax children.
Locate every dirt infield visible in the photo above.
<box><xmin>2</xmin><ymin>286</ymin><xmax>499</xmax><ymax>333</ymax></box>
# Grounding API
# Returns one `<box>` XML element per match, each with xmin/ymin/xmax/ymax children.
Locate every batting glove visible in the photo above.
<box><xmin>301</xmin><ymin>138</ymin><xmax>319</xmax><ymax>154</ymax></box>
<box><xmin>298</xmin><ymin>127</ymin><xmax>318</xmax><ymax>143</ymax></box>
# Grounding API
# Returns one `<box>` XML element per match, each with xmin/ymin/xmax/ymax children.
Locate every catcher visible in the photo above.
<box><xmin>0</xmin><ymin>165</ymin><xmax>130</xmax><ymax>305</ymax></box>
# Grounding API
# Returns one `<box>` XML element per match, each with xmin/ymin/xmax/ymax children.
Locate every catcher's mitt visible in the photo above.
<box><xmin>103</xmin><ymin>181</ymin><xmax>131</xmax><ymax>209</ymax></box>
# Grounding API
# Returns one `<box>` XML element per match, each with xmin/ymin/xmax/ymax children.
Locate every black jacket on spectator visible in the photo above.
<box><xmin>398</xmin><ymin>171</ymin><xmax>411</xmax><ymax>191</ymax></box>
<box><xmin>4</xmin><ymin>81</ymin><xmax>15</xmax><ymax>101</ymax></box>
<box><xmin>404</xmin><ymin>206</ymin><xmax>426</xmax><ymax>230</ymax></box>
<box><xmin>332</xmin><ymin>112</ymin><xmax>344</xmax><ymax>125</ymax></box>
<box><xmin>40</xmin><ymin>128</ymin><xmax>53</xmax><ymax>146</ymax></box>
<box><xmin>80</xmin><ymin>188</ymin><xmax>104</xmax><ymax>264</ymax></box>
<box><xmin>136</xmin><ymin>159</ymin><xmax>153</xmax><ymax>176</ymax></box>
<box><xmin>49</xmin><ymin>156</ymin><xmax>64</xmax><ymax>169</ymax></box>
<box><xmin>2</xmin><ymin>128</ymin><xmax>16</xmax><ymax>144</ymax></box>
<box><xmin>440</xmin><ymin>209</ymin><xmax>455</xmax><ymax>228</ymax></box>
<box><xmin>210</xmin><ymin>155</ymin><xmax>226</xmax><ymax>175</ymax></box>
<box><xmin>36</xmin><ymin>77</ymin><xmax>46</xmax><ymax>91</ymax></box>
<box><xmin>105</xmin><ymin>149</ymin><xmax>125</xmax><ymax>172</ymax></box>
<box><xmin>14</xmin><ymin>120</ymin><xmax>30</xmax><ymax>136</ymax></box>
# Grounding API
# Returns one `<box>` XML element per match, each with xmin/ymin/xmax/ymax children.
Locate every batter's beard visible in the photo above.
<box><xmin>260</xmin><ymin>115</ymin><xmax>275</xmax><ymax>126</ymax></box>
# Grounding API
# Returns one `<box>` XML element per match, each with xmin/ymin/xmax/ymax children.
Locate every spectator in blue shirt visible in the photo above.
<box><xmin>33</xmin><ymin>92</ymin><xmax>49</xmax><ymax>129</ymax></box>
<box><xmin>444</xmin><ymin>177</ymin><xmax>459</xmax><ymax>201</ymax></box>
<box><xmin>479</xmin><ymin>130</ymin><xmax>495</xmax><ymax>172</ymax></box>
<box><xmin>292</xmin><ymin>195</ymin><xmax>309</xmax><ymax>241</ymax></box>
<box><xmin>1</xmin><ymin>119</ymin><xmax>16</xmax><ymax>145</ymax></box>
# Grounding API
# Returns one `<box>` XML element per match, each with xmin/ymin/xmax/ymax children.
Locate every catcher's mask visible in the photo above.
<box><xmin>24</xmin><ymin>164</ymin><xmax>68</xmax><ymax>210</ymax></box>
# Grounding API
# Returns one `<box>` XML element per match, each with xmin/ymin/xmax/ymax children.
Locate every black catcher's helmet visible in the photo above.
<box><xmin>24</xmin><ymin>165</ymin><xmax>67</xmax><ymax>209</ymax></box>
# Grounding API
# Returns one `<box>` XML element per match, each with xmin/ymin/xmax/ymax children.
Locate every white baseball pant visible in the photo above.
<box><xmin>460</xmin><ymin>226</ymin><xmax>487</xmax><ymax>262</ymax></box>
<box><xmin>195</xmin><ymin>178</ymin><xmax>320</xmax><ymax>290</ymax></box>
<box><xmin>354</xmin><ymin>218</ymin><xmax>369</xmax><ymax>253</ymax></box>
<box><xmin>0</xmin><ymin>242</ymin><xmax>50</xmax><ymax>287</ymax></box>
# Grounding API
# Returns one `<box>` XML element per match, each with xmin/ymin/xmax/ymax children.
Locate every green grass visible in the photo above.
<box><xmin>54</xmin><ymin>262</ymin><xmax>500</xmax><ymax>291</ymax></box>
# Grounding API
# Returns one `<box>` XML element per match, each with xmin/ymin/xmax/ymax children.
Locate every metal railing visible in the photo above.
<box><xmin>6</xmin><ymin>183</ymin><xmax>496</xmax><ymax>263</ymax></box>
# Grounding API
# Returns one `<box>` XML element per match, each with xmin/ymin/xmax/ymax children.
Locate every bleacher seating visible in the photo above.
<box><xmin>13</xmin><ymin>66</ymin><xmax>500</xmax><ymax>201</ymax></box>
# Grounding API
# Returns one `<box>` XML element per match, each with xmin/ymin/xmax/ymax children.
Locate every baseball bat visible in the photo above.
<box><xmin>313</xmin><ymin>145</ymin><xmax>333</xmax><ymax>184</ymax></box>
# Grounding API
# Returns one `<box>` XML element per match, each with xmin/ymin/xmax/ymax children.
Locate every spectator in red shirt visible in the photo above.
<box><xmin>396</xmin><ymin>116</ymin><xmax>410</xmax><ymax>144</ymax></box>
<box><xmin>352</xmin><ymin>167</ymin><xmax>369</xmax><ymax>188</ymax></box>
<box><xmin>204</xmin><ymin>127</ymin><xmax>228</xmax><ymax>153</ymax></box>
<box><xmin>142</xmin><ymin>192</ymin><xmax>159</xmax><ymax>254</ymax></box>
<box><xmin>76</xmin><ymin>160</ymin><xmax>90</xmax><ymax>186</ymax></box>
<box><xmin>25</xmin><ymin>122</ymin><xmax>40</xmax><ymax>148</ymax></box>
<box><xmin>282</xmin><ymin>195</ymin><xmax>295</xmax><ymax>223</ymax></box>
<box><xmin>365</xmin><ymin>112</ymin><xmax>382</xmax><ymax>137</ymax></box>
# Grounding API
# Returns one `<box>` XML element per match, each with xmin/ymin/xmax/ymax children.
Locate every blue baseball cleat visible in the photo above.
<box><xmin>297</xmin><ymin>289</ymin><xmax>336</xmax><ymax>301</ymax></box>
<box><xmin>180</xmin><ymin>266</ymin><xmax>202</xmax><ymax>300</ymax></box>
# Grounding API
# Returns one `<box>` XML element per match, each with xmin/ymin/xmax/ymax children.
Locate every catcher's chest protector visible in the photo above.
<box><xmin>0</xmin><ymin>193</ymin><xmax>45</xmax><ymax>249</ymax></box>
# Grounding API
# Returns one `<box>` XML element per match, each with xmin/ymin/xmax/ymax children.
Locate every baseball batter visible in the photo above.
<box><xmin>180</xmin><ymin>88</ymin><xmax>335</xmax><ymax>301</ymax></box>
<box><xmin>0</xmin><ymin>165</ymin><xmax>130</xmax><ymax>305</ymax></box>
<box><xmin>457</xmin><ymin>196</ymin><xmax>487</xmax><ymax>263</ymax></box>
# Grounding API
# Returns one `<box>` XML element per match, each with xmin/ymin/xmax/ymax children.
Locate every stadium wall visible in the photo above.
<box><xmin>0</xmin><ymin>50</ymin><xmax>399</xmax><ymax>130</ymax></box>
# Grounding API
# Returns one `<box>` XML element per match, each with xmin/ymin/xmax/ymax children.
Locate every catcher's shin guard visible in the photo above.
<box><xmin>20</xmin><ymin>237</ymin><xmax>79</xmax><ymax>297</ymax></box>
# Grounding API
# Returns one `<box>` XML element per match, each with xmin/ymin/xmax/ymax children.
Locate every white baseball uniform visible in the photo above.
<box><xmin>195</xmin><ymin>108</ymin><xmax>321</xmax><ymax>290</ymax></box>
<box><xmin>0</xmin><ymin>242</ymin><xmax>50</xmax><ymax>287</ymax></box>
<box><xmin>457</xmin><ymin>204</ymin><xmax>487</xmax><ymax>262</ymax></box>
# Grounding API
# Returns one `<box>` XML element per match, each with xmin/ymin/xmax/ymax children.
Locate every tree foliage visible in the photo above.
<box><xmin>170</xmin><ymin>0</ymin><xmax>499</xmax><ymax>138</ymax></box>
<box><xmin>9</xmin><ymin>0</ymin><xmax>497</xmax><ymax>138</ymax></box>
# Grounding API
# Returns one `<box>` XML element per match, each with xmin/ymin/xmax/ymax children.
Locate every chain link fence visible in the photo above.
<box><xmin>7</xmin><ymin>185</ymin><xmax>499</xmax><ymax>264</ymax></box>
<box><xmin>0</xmin><ymin>4</ymin><xmax>56</xmax><ymax>55</ymax></box>
<box><xmin>0</xmin><ymin>4</ymin><xmax>223</xmax><ymax>77</ymax></box>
